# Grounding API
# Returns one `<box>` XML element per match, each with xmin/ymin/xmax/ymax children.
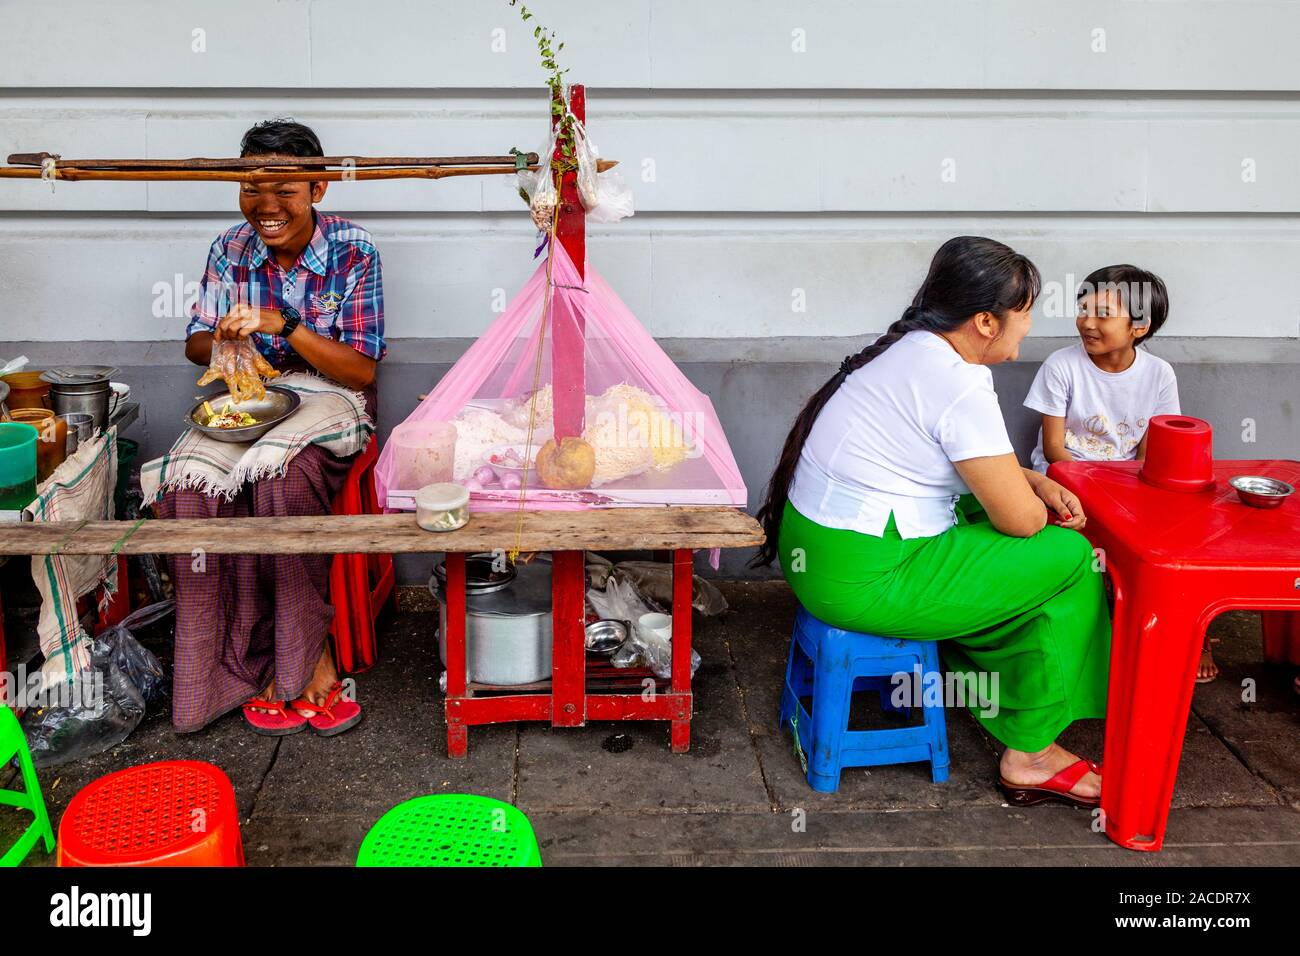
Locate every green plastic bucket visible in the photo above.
<box><xmin>0</xmin><ymin>422</ymin><xmax>39</xmax><ymax>511</ymax></box>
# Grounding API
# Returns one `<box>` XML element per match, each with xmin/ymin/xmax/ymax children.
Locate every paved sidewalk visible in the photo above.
<box><xmin>4</xmin><ymin>581</ymin><xmax>1298</xmax><ymax>866</ymax></box>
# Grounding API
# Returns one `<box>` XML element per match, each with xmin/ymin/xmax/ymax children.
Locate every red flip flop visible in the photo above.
<box><xmin>242</xmin><ymin>697</ymin><xmax>308</xmax><ymax>736</ymax></box>
<box><xmin>998</xmin><ymin>758</ymin><xmax>1102</xmax><ymax>809</ymax></box>
<box><xmin>290</xmin><ymin>682</ymin><xmax>363</xmax><ymax>737</ymax></box>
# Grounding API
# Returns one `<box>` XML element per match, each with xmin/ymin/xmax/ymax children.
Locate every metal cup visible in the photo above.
<box><xmin>58</xmin><ymin>411</ymin><xmax>95</xmax><ymax>455</ymax></box>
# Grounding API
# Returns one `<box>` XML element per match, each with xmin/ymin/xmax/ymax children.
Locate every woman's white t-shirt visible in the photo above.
<box><xmin>788</xmin><ymin>330</ymin><xmax>1015</xmax><ymax>539</ymax></box>
<box><xmin>1024</xmin><ymin>344</ymin><xmax>1180</xmax><ymax>473</ymax></box>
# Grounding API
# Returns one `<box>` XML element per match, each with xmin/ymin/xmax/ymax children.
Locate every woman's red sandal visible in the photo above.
<box><xmin>998</xmin><ymin>758</ymin><xmax>1102</xmax><ymax>809</ymax></box>
<box><xmin>242</xmin><ymin>697</ymin><xmax>308</xmax><ymax>736</ymax></box>
<box><xmin>290</xmin><ymin>681</ymin><xmax>363</xmax><ymax>737</ymax></box>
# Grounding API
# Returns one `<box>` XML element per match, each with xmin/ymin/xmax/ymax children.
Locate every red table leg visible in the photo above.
<box><xmin>670</xmin><ymin>549</ymin><xmax>694</xmax><ymax>753</ymax></box>
<box><xmin>551</xmin><ymin>550</ymin><xmax>586</xmax><ymax>728</ymax></box>
<box><xmin>96</xmin><ymin>554</ymin><xmax>131</xmax><ymax>631</ymax></box>
<box><xmin>1100</xmin><ymin>564</ymin><xmax>1204</xmax><ymax>851</ymax></box>
<box><xmin>1261</xmin><ymin>610</ymin><xmax>1300</xmax><ymax>665</ymax></box>
<box><xmin>444</xmin><ymin>552</ymin><xmax>468</xmax><ymax>758</ymax></box>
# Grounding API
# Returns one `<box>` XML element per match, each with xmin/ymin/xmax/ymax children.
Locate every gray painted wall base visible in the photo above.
<box><xmin>4</xmin><ymin>337</ymin><xmax>1295</xmax><ymax>582</ymax></box>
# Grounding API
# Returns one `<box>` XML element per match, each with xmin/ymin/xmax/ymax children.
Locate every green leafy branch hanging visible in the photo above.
<box><xmin>508</xmin><ymin>1</ymin><xmax>575</xmax><ymax>168</ymax></box>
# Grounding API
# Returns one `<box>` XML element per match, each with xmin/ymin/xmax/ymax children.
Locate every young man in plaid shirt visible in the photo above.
<box><xmin>158</xmin><ymin>119</ymin><xmax>385</xmax><ymax>737</ymax></box>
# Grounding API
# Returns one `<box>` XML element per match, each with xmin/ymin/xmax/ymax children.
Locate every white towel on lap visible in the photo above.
<box><xmin>140</xmin><ymin>373</ymin><xmax>373</xmax><ymax>504</ymax></box>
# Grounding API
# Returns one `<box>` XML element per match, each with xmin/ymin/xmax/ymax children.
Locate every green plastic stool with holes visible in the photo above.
<box><xmin>0</xmin><ymin>705</ymin><xmax>55</xmax><ymax>866</ymax></box>
<box><xmin>356</xmin><ymin>794</ymin><xmax>542</xmax><ymax>867</ymax></box>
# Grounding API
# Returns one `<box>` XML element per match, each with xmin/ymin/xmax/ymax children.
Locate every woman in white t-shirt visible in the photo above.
<box><xmin>755</xmin><ymin>237</ymin><xmax>1110</xmax><ymax>808</ymax></box>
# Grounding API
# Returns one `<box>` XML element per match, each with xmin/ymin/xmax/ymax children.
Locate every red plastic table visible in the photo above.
<box><xmin>1049</xmin><ymin>458</ymin><xmax>1300</xmax><ymax>852</ymax></box>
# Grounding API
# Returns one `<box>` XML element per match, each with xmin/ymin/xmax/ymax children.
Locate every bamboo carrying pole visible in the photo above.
<box><xmin>0</xmin><ymin>161</ymin><xmax>618</xmax><ymax>183</ymax></box>
<box><xmin>0</xmin><ymin>152</ymin><xmax>616</xmax><ymax>183</ymax></box>
<box><xmin>6</xmin><ymin>152</ymin><xmax>539</xmax><ymax>169</ymax></box>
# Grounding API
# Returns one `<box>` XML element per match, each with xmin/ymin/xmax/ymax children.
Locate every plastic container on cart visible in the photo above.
<box><xmin>1</xmin><ymin>371</ymin><xmax>51</xmax><ymax>410</ymax></box>
<box><xmin>0</xmin><ymin>421</ymin><xmax>38</xmax><ymax>511</ymax></box>
<box><xmin>391</xmin><ymin>420</ymin><xmax>457</xmax><ymax>491</ymax></box>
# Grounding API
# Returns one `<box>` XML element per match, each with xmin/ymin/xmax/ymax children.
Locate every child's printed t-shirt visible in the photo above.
<box><xmin>1024</xmin><ymin>344</ymin><xmax>1180</xmax><ymax>473</ymax></box>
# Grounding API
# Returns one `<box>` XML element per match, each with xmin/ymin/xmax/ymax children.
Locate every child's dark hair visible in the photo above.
<box><xmin>1076</xmin><ymin>264</ymin><xmax>1169</xmax><ymax>341</ymax></box>
<box><xmin>751</xmin><ymin>236</ymin><xmax>1041</xmax><ymax>567</ymax></box>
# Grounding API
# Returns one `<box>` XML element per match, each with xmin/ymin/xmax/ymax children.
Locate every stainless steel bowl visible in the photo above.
<box><xmin>186</xmin><ymin>386</ymin><xmax>301</xmax><ymax>443</ymax></box>
<box><xmin>433</xmin><ymin>553</ymin><xmax>517</xmax><ymax>595</ymax></box>
<box><xmin>1229</xmin><ymin>475</ymin><xmax>1294</xmax><ymax>509</ymax></box>
<box><xmin>585</xmin><ymin>619</ymin><xmax>630</xmax><ymax>655</ymax></box>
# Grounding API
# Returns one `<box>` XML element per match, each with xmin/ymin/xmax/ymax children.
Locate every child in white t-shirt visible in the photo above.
<box><xmin>1023</xmin><ymin>265</ymin><xmax>1206</xmax><ymax>675</ymax></box>
<box><xmin>1025</xmin><ymin>265</ymin><xmax>1179</xmax><ymax>473</ymax></box>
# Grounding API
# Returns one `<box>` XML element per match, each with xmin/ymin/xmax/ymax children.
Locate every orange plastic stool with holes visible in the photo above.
<box><xmin>329</xmin><ymin>438</ymin><xmax>397</xmax><ymax>674</ymax></box>
<box><xmin>57</xmin><ymin>760</ymin><xmax>244</xmax><ymax>867</ymax></box>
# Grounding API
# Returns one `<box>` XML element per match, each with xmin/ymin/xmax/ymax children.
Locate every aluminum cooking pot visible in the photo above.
<box><xmin>432</xmin><ymin>555</ymin><xmax>552</xmax><ymax>686</ymax></box>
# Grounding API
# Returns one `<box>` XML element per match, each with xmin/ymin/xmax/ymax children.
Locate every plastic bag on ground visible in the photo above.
<box><xmin>608</xmin><ymin>561</ymin><xmax>728</xmax><ymax>617</ymax></box>
<box><xmin>20</xmin><ymin>600</ymin><xmax>172</xmax><ymax>769</ymax></box>
<box><xmin>585</xmin><ymin>576</ymin><xmax>700</xmax><ymax>679</ymax></box>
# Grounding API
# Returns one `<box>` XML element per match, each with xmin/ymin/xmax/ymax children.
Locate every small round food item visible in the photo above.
<box><xmin>536</xmin><ymin>436</ymin><xmax>596</xmax><ymax>490</ymax></box>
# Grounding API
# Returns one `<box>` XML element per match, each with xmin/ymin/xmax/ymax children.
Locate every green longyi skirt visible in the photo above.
<box><xmin>777</xmin><ymin>497</ymin><xmax>1111</xmax><ymax>752</ymax></box>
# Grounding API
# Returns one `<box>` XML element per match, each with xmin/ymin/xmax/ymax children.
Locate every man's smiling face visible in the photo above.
<box><xmin>238</xmin><ymin>175</ymin><xmax>326</xmax><ymax>259</ymax></box>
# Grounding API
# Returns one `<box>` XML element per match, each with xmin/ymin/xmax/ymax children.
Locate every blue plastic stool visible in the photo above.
<box><xmin>778</xmin><ymin>606</ymin><xmax>949</xmax><ymax>791</ymax></box>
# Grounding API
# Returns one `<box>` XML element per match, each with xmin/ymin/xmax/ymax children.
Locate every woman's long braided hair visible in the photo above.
<box><xmin>751</xmin><ymin>236</ymin><xmax>1041</xmax><ymax>567</ymax></box>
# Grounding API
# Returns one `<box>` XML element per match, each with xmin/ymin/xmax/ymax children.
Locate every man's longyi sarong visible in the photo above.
<box><xmin>156</xmin><ymin>443</ymin><xmax>354</xmax><ymax>732</ymax></box>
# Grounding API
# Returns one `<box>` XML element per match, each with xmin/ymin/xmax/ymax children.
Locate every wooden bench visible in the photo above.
<box><xmin>3</xmin><ymin>507</ymin><xmax>765</xmax><ymax>755</ymax></box>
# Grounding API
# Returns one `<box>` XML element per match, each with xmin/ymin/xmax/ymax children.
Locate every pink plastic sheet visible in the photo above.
<box><xmin>376</xmin><ymin>243</ymin><xmax>746</xmax><ymax>513</ymax></box>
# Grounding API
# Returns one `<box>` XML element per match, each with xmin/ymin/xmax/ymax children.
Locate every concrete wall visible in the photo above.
<box><xmin>2</xmin><ymin>1</ymin><xmax>1298</xmax><ymax>578</ymax></box>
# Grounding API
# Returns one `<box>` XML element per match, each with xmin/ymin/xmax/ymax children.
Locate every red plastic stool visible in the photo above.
<box><xmin>329</xmin><ymin>438</ymin><xmax>397</xmax><ymax>673</ymax></box>
<box><xmin>57</xmin><ymin>760</ymin><xmax>244</xmax><ymax>867</ymax></box>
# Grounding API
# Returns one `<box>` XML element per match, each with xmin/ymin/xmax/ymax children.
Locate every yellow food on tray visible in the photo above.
<box><xmin>202</xmin><ymin>401</ymin><xmax>258</xmax><ymax>430</ymax></box>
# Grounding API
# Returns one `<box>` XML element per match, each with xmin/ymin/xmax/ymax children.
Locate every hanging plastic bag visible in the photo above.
<box><xmin>571</xmin><ymin>117</ymin><xmax>634</xmax><ymax>224</ymax></box>
<box><xmin>517</xmin><ymin>127</ymin><xmax>560</xmax><ymax>233</ymax></box>
<box><xmin>585</xmin><ymin>169</ymin><xmax>635</xmax><ymax>224</ymax></box>
<box><xmin>570</xmin><ymin>118</ymin><xmax>601</xmax><ymax>211</ymax></box>
<box><xmin>20</xmin><ymin>601</ymin><xmax>172</xmax><ymax>769</ymax></box>
<box><xmin>516</xmin><ymin>112</ymin><xmax>634</xmax><ymax>230</ymax></box>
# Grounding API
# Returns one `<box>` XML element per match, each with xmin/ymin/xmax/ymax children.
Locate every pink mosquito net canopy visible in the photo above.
<box><xmin>376</xmin><ymin>242</ymin><xmax>746</xmax><ymax>512</ymax></box>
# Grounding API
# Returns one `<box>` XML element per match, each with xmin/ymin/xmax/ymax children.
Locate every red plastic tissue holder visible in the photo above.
<box><xmin>1139</xmin><ymin>414</ymin><xmax>1215</xmax><ymax>493</ymax></box>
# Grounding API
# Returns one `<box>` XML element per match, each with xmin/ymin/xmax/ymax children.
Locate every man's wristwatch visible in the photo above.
<box><xmin>279</xmin><ymin>306</ymin><xmax>302</xmax><ymax>337</ymax></box>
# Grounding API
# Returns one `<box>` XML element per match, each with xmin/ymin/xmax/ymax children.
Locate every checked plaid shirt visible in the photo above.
<box><xmin>186</xmin><ymin>211</ymin><xmax>386</xmax><ymax>366</ymax></box>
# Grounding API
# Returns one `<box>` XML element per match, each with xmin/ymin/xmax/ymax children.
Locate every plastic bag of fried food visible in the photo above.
<box><xmin>197</xmin><ymin>338</ymin><xmax>280</xmax><ymax>403</ymax></box>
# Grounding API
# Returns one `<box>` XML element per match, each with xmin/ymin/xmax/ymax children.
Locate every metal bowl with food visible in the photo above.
<box><xmin>1229</xmin><ymin>475</ymin><xmax>1294</xmax><ymax>509</ymax></box>
<box><xmin>186</xmin><ymin>385</ymin><xmax>301</xmax><ymax>443</ymax></box>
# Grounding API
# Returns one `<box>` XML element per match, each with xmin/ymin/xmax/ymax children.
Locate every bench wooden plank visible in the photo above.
<box><xmin>0</xmin><ymin>507</ymin><xmax>764</xmax><ymax>556</ymax></box>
